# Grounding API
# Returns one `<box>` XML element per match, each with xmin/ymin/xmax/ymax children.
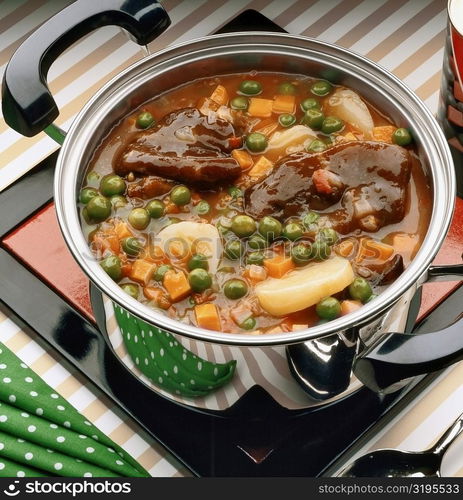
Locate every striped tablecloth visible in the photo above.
<box><xmin>2</xmin><ymin>0</ymin><xmax>463</xmax><ymax>477</ymax></box>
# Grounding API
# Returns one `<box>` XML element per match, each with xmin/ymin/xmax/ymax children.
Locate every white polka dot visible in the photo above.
<box><xmin>8</xmin><ymin>395</ymin><xmax>16</xmax><ymax>403</ymax></box>
<box><xmin>86</xmin><ymin>447</ymin><xmax>95</xmax><ymax>454</ymax></box>
<box><xmin>84</xmin><ymin>421</ymin><xmax>91</xmax><ymax>426</ymax></box>
<box><xmin>116</xmin><ymin>460</ymin><xmax>124</xmax><ymax>466</ymax></box>
<box><xmin>144</xmin><ymin>358</ymin><xmax>149</xmax><ymax>365</ymax></box>
<box><xmin>3</xmin><ymin>378</ymin><xmax>11</xmax><ymax>383</ymax></box>
<box><xmin>57</xmin><ymin>405</ymin><xmax>65</xmax><ymax>411</ymax></box>
<box><xmin>54</xmin><ymin>463</ymin><xmax>63</xmax><ymax>471</ymax></box>
<box><xmin>134</xmin><ymin>335</ymin><xmax>138</xmax><ymax>343</ymax></box>
<box><xmin>190</xmin><ymin>379</ymin><xmax>196</xmax><ymax>385</ymax></box>
<box><xmin>173</xmin><ymin>366</ymin><xmax>178</xmax><ymax>374</ymax></box>
<box><xmin>47</xmin><ymin>449</ymin><xmax>54</xmax><ymax>454</ymax></box>
<box><xmin>78</xmin><ymin>435</ymin><xmax>87</xmax><ymax>439</ymax></box>
<box><xmin>84</xmin><ymin>472</ymin><xmax>92</xmax><ymax>477</ymax></box>
<box><xmin>17</xmin><ymin>471</ymin><xmax>25</xmax><ymax>477</ymax></box>
<box><xmin>50</xmin><ymin>424</ymin><xmax>58</xmax><ymax>429</ymax></box>
<box><xmin>135</xmin><ymin>357</ymin><xmax>139</xmax><ymax>365</ymax></box>
<box><xmin>197</xmin><ymin>361</ymin><xmax>202</xmax><ymax>371</ymax></box>
<box><xmin>107</xmin><ymin>448</ymin><xmax>115</xmax><ymax>453</ymax></box>
<box><xmin>63</xmin><ymin>421</ymin><xmax>71</xmax><ymax>428</ymax></box>
<box><xmin>24</xmin><ymin>377</ymin><xmax>33</xmax><ymax>383</ymax></box>
<box><xmin>182</xmin><ymin>353</ymin><xmax>187</xmax><ymax>361</ymax></box>
<box><xmin>35</xmin><ymin>408</ymin><xmax>43</xmax><ymax>416</ymax></box>
<box><xmin>25</xmin><ymin>453</ymin><xmax>33</xmax><ymax>460</ymax></box>
<box><xmin>91</xmin><ymin>435</ymin><xmax>98</xmax><ymax>440</ymax></box>
<box><xmin>20</xmin><ymin>363</ymin><xmax>27</xmax><ymax>369</ymax></box>
<box><xmin>213</xmin><ymin>367</ymin><xmax>218</xmax><ymax>376</ymax></box>
<box><xmin>50</xmin><ymin>393</ymin><xmax>59</xmax><ymax>399</ymax></box>
<box><xmin>0</xmin><ymin>463</ymin><xmax>5</xmax><ymax>470</ymax></box>
<box><xmin>160</xmin><ymin>348</ymin><xmax>164</xmax><ymax>357</ymax></box>
<box><xmin>30</xmin><ymin>391</ymin><xmax>38</xmax><ymax>397</ymax></box>
<box><xmin>158</xmin><ymin>376</ymin><xmax>163</xmax><ymax>383</ymax></box>
<box><xmin>17</xmin><ymin>439</ymin><xmax>24</xmax><ymax>443</ymax></box>
<box><xmin>56</xmin><ymin>436</ymin><xmax>65</xmax><ymax>443</ymax></box>
<box><xmin>0</xmin><ymin>443</ymin><xmax>4</xmax><ymax>451</ymax></box>
<box><xmin>21</xmin><ymin>412</ymin><xmax>29</xmax><ymax>418</ymax></box>
<box><xmin>163</xmin><ymin>370</ymin><xmax>168</xmax><ymax>376</ymax></box>
<box><xmin>149</xmin><ymin>330</ymin><xmax>153</xmax><ymax>337</ymax></box>
<box><xmin>0</xmin><ymin>364</ymin><xmax>6</xmax><ymax>369</ymax></box>
<box><xmin>0</xmin><ymin>416</ymin><xmax>7</xmax><ymax>423</ymax></box>
<box><xmin>127</xmin><ymin>332</ymin><xmax>131</xmax><ymax>340</ymax></box>
<box><xmin>76</xmin><ymin>459</ymin><xmax>82</xmax><ymax>463</ymax></box>
<box><xmin>169</xmin><ymin>341</ymin><xmax>173</xmax><ymax>347</ymax></box>
<box><xmin>141</xmin><ymin>330</ymin><xmax>145</xmax><ymax>338</ymax></box>
<box><xmin>27</xmin><ymin>425</ymin><xmax>36</xmax><ymax>433</ymax></box>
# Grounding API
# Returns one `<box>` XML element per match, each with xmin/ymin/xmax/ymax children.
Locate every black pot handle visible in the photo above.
<box><xmin>1</xmin><ymin>0</ymin><xmax>170</xmax><ymax>137</ymax></box>
<box><xmin>354</xmin><ymin>317</ymin><xmax>463</xmax><ymax>392</ymax></box>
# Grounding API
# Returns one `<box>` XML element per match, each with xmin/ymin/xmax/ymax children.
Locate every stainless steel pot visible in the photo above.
<box><xmin>3</xmin><ymin>0</ymin><xmax>463</xmax><ymax>410</ymax></box>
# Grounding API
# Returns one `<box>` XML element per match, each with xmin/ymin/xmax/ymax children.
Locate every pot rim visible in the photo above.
<box><xmin>54</xmin><ymin>32</ymin><xmax>455</xmax><ymax>347</ymax></box>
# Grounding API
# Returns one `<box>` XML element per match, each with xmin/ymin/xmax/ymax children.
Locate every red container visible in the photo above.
<box><xmin>438</xmin><ymin>0</ymin><xmax>463</xmax><ymax>195</ymax></box>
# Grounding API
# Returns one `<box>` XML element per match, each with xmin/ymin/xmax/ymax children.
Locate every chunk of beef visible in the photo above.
<box><xmin>245</xmin><ymin>141</ymin><xmax>411</xmax><ymax>233</ymax></box>
<box><xmin>127</xmin><ymin>176</ymin><xmax>175</xmax><ymax>199</ymax></box>
<box><xmin>115</xmin><ymin>108</ymin><xmax>241</xmax><ymax>184</ymax></box>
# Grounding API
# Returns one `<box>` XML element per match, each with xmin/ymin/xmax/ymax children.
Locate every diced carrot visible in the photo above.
<box><xmin>264</xmin><ymin>254</ymin><xmax>295</xmax><ymax>278</ymax></box>
<box><xmin>312</xmin><ymin>169</ymin><xmax>334</xmax><ymax>195</ymax></box>
<box><xmin>129</xmin><ymin>260</ymin><xmax>157</xmax><ymax>284</ymax></box>
<box><xmin>248</xmin><ymin>156</ymin><xmax>273</xmax><ymax>179</ymax></box>
<box><xmin>356</xmin><ymin>238</ymin><xmax>394</xmax><ymax>264</ymax></box>
<box><xmin>372</xmin><ymin>126</ymin><xmax>396</xmax><ymax>144</ymax></box>
<box><xmin>92</xmin><ymin>232</ymin><xmax>120</xmax><ymax>254</ymax></box>
<box><xmin>143</xmin><ymin>287</ymin><xmax>171</xmax><ymax>309</ymax></box>
<box><xmin>113</xmin><ymin>221</ymin><xmax>133</xmax><ymax>240</ymax></box>
<box><xmin>248</xmin><ymin>98</ymin><xmax>274</xmax><ymax>117</ymax></box>
<box><xmin>195</xmin><ymin>303</ymin><xmax>221</xmax><ymax>331</ymax></box>
<box><xmin>388</xmin><ymin>233</ymin><xmax>419</xmax><ymax>260</ymax></box>
<box><xmin>232</xmin><ymin>149</ymin><xmax>254</xmax><ymax>169</ymax></box>
<box><xmin>163</xmin><ymin>270</ymin><xmax>191</xmax><ymax>302</ymax></box>
<box><xmin>228</xmin><ymin>136</ymin><xmax>243</xmax><ymax>149</ymax></box>
<box><xmin>335</xmin><ymin>239</ymin><xmax>355</xmax><ymax>258</ymax></box>
<box><xmin>165</xmin><ymin>201</ymin><xmax>180</xmax><ymax>214</ymax></box>
<box><xmin>121</xmin><ymin>261</ymin><xmax>132</xmax><ymax>278</ymax></box>
<box><xmin>341</xmin><ymin>300</ymin><xmax>363</xmax><ymax>316</ymax></box>
<box><xmin>272</xmin><ymin>94</ymin><xmax>296</xmax><ymax>114</ymax></box>
<box><xmin>210</xmin><ymin>85</ymin><xmax>228</xmax><ymax>106</ymax></box>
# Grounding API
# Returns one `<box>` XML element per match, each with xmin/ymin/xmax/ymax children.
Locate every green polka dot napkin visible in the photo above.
<box><xmin>0</xmin><ymin>344</ymin><xmax>149</xmax><ymax>477</ymax></box>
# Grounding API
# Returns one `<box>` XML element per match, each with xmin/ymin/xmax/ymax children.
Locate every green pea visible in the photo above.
<box><xmin>86</xmin><ymin>171</ymin><xmax>100</xmax><ymax>184</ymax></box>
<box><xmin>283</xmin><ymin>222</ymin><xmax>303</xmax><ymax>241</ymax></box>
<box><xmin>302</xmin><ymin>109</ymin><xmax>325</xmax><ymax>130</ymax></box>
<box><xmin>120</xmin><ymin>283</ymin><xmax>139</xmax><ymax>299</ymax></box>
<box><xmin>79</xmin><ymin>187</ymin><xmax>98</xmax><ymax>205</ymax></box>
<box><xmin>128</xmin><ymin>208</ymin><xmax>150</xmax><ymax>230</ymax></box>
<box><xmin>86</xmin><ymin>195</ymin><xmax>111</xmax><ymax>222</ymax></box>
<box><xmin>278</xmin><ymin>113</ymin><xmax>296</xmax><ymax>128</ymax></box>
<box><xmin>291</xmin><ymin>243</ymin><xmax>312</xmax><ymax>266</ymax></box>
<box><xmin>188</xmin><ymin>254</ymin><xmax>209</xmax><ymax>271</ymax></box>
<box><xmin>310</xmin><ymin>80</ymin><xmax>333</xmax><ymax>96</ymax></box>
<box><xmin>240</xmin><ymin>316</ymin><xmax>257</xmax><ymax>330</ymax></box>
<box><xmin>318</xmin><ymin>227</ymin><xmax>339</xmax><ymax>245</ymax></box>
<box><xmin>309</xmin><ymin>240</ymin><xmax>331</xmax><ymax>260</ymax></box>
<box><xmin>230</xmin><ymin>96</ymin><xmax>249</xmax><ymax>110</ymax></box>
<box><xmin>121</xmin><ymin>237</ymin><xmax>143</xmax><ymax>257</ymax></box>
<box><xmin>246</xmin><ymin>251</ymin><xmax>264</xmax><ymax>266</ymax></box>
<box><xmin>258</xmin><ymin>216</ymin><xmax>282</xmax><ymax>240</ymax></box>
<box><xmin>321</xmin><ymin>116</ymin><xmax>344</xmax><ymax>134</ymax></box>
<box><xmin>348</xmin><ymin>277</ymin><xmax>373</xmax><ymax>303</ymax></box>
<box><xmin>170</xmin><ymin>185</ymin><xmax>191</xmax><ymax>206</ymax></box>
<box><xmin>231</xmin><ymin>215</ymin><xmax>256</xmax><ymax>238</ymax></box>
<box><xmin>100</xmin><ymin>255</ymin><xmax>122</xmax><ymax>281</ymax></box>
<box><xmin>110</xmin><ymin>195</ymin><xmax>127</xmax><ymax>209</ymax></box>
<box><xmin>228</xmin><ymin>186</ymin><xmax>243</xmax><ymax>199</ymax></box>
<box><xmin>188</xmin><ymin>268</ymin><xmax>212</xmax><ymax>292</ymax></box>
<box><xmin>154</xmin><ymin>264</ymin><xmax>172</xmax><ymax>282</ymax></box>
<box><xmin>306</xmin><ymin>139</ymin><xmax>326</xmax><ymax>153</ymax></box>
<box><xmin>303</xmin><ymin>211</ymin><xmax>320</xmax><ymax>227</ymax></box>
<box><xmin>300</xmin><ymin>98</ymin><xmax>321</xmax><ymax>111</ymax></box>
<box><xmin>224</xmin><ymin>240</ymin><xmax>244</xmax><ymax>260</ymax></box>
<box><xmin>99</xmin><ymin>174</ymin><xmax>126</xmax><ymax>197</ymax></box>
<box><xmin>239</xmin><ymin>80</ymin><xmax>262</xmax><ymax>96</ymax></box>
<box><xmin>146</xmin><ymin>199</ymin><xmax>165</xmax><ymax>218</ymax></box>
<box><xmin>224</xmin><ymin>279</ymin><xmax>248</xmax><ymax>299</ymax></box>
<box><xmin>248</xmin><ymin>234</ymin><xmax>267</xmax><ymax>249</ymax></box>
<box><xmin>392</xmin><ymin>128</ymin><xmax>413</xmax><ymax>146</ymax></box>
<box><xmin>316</xmin><ymin>296</ymin><xmax>341</xmax><ymax>320</ymax></box>
<box><xmin>136</xmin><ymin>111</ymin><xmax>155</xmax><ymax>129</ymax></box>
<box><xmin>277</xmin><ymin>82</ymin><xmax>297</xmax><ymax>95</ymax></box>
<box><xmin>245</xmin><ymin>132</ymin><xmax>267</xmax><ymax>153</ymax></box>
<box><xmin>195</xmin><ymin>200</ymin><xmax>210</xmax><ymax>215</ymax></box>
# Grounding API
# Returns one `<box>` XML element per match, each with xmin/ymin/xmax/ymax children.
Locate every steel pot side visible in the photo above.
<box><xmin>54</xmin><ymin>32</ymin><xmax>455</xmax><ymax>347</ymax></box>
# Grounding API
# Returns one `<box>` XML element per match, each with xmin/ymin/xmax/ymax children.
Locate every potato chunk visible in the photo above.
<box><xmin>255</xmin><ymin>256</ymin><xmax>354</xmax><ymax>316</ymax></box>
